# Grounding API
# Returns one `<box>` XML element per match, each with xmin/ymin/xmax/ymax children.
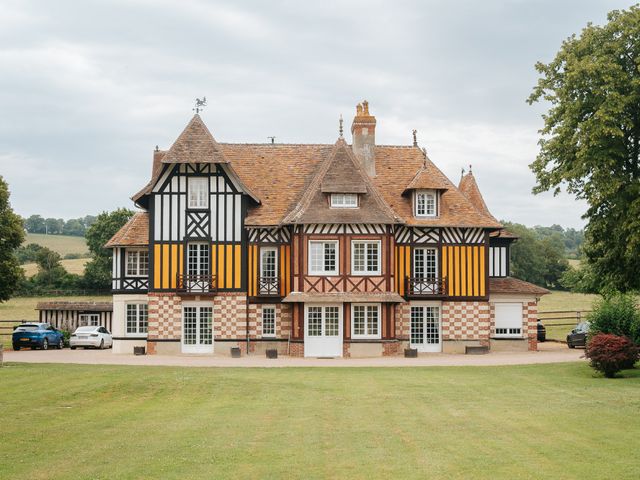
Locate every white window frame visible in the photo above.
<box><xmin>351</xmin><ymin>303</ymin><xmax>381</xmax><ymax>339</ymax></box>
<box><xmin>414</xmin><ymin>189</ymin><xmax>437</xmax><ymax>218</ymax></box>
<box><xmin>330</xmin><ymin>193</ymin><xmax>358</xmax><ymax>208</ymax></box>
<box><xmin>260</xmin><ymin>247</ymin><xmax>278</xmax><ymax>279</ymax></box>
<box><xmin>188</xmin><ymin>177</ymin><xmax>209</xmax><ymax>209</ymax></box>
<box><xmin>126</xmin><ymin>249</ymin><xmax>149</xmax><ymax>277</ymax></box>
<box><xmin>261</xmin><ymin>306</ymin><xmax>276</xmax><ymax>338</ymax></box>
<box><xmin>125</xmin><ymin>303</ymin><xmax>148</xmax><ymax>336</ymax></box>
<box><xmin>308</xmin><ymin>240</ymin><xmax>339</xmax><ymax>276</ymax></box>
<box><xmin>493</xmin><ymin>302</ymin><xmax>523</xmax><ymax>338</ymax></box>
<box><xmin>79</xmin><ymin>313</ymin><xmax>100</xmax><ymax>326</ymax></box>
<box><xmin>351</xmin><ymin>240</ymin><xmax>381</xmax><ymax>275</ymax></box>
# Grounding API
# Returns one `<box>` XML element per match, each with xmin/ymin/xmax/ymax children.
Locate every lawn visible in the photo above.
<box><xmin>24</xmin><ymin>233</ymin><xmax>89</xmax><ymax>256</ymax></box>
<box><xmin>0</xmin><ymin>295</ymin><xmax>111</xmax><ymax>345</ymax></box>
<box><xmin>539</xmin><ymin>290</ymin><xmax>600</xmax><ymax>342</ymax></box>
<box><xmin>0</xmin><ymin>363</ymin><xmax>638</xmax><ymax>479</ymax></box>
<box><xmin>21</xmin><ymin>258</ymin><xmax>88</xmax><ymax>277</ymax></box>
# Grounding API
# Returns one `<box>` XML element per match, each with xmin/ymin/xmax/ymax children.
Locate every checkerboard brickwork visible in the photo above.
<box><xmin>489</xmin><ymin>301</ymin><xmax>538</xmax><ymax>351</ymax></box>
<box><xmin>441</xmin><ymin>301</ymin><xmax>491</xmax><ymax>341</ymax></box>
<box><xmin>213</xmin><ymin>293</ymin><xmax>247</xmax><ymax>339</ymax></box>
<box><xmin>148</xmin><ymin>293</ymin><xmax>182</xmax><ymax>340</ymax></box>
<box><xmin>394</xmin><ymin>302</ymin><xmax>412</xmax><ymax>339</ymax></box>
<box><xmin>247</xmin><ymin>303</ymin><xmax>292</xmax><ymax>339</ymax></box>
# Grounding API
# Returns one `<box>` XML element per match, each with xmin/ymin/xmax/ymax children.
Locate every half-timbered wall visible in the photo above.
<box><xmin>112</xmin><ymin>247</ymin><xmax>149</xmax><ymax>293</ymax></box>
<box><xmin>247</xmin><ymin>243</ymin><xmax>292</xmax><ymax>297</ymax></box>
<box><xmin>150</xmin><ymin>163</ymin><xmax>246</xmax><ymax>292</ymax></box>
<box><xmin>489</xmin><ymin>246</ymin><xmax>508</xmax><ymax>277</ymax></box>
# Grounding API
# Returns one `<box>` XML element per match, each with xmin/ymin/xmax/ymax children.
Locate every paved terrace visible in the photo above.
<box><xmin>2</xmin><ymin>342</ymin><xmax>584</xmax><ymax>367</ymax></box>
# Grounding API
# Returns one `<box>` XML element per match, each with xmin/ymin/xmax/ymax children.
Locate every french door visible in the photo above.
<box><xmin>304</xmin><ymin>304</ymin><xmax>343</xmax><ymax>357</ymax></box>
<box><xmin>259</xmin><ymin>247</ymin><xmax>278</xmax><ymax>295</ymax></box>
<box><xmin>413</xmin><ymin>248</ymin><xmax>438</xmax><ymax>294</ymax></box>
<box><xmin>182</xmin><ymin>304</ymin><xmax>213</xmax><ymax>354</ymax></box>
<box><xmin>410</xmin><ymin>304</ymin><xmax>441</xmax><ymax>352</ymax></box>
<box><xmin>187</xmin><ymin>243</ymin><xmax>210</xmax><ymax>292</ymax></box>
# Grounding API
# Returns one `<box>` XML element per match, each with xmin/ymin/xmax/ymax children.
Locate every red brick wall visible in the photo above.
<box><xmin>441</xmin><ymin>301</ymin><xmax>491</xmax><ymax>341</ymax></box>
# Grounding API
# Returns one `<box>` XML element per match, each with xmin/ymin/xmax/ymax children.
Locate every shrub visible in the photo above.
<box><xmin>585</xmin><ymin>333</ymin><xmax>639</xmax><ymax>377</ymax></box>
<box><xmin>588</xmin><ymin>293</ymin><xmax>640</xmax><ymax>345</ymax></box>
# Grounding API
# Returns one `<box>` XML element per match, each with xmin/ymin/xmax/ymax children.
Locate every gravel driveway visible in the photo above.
<box><xmin>1</xmin><ymin>341</ymin><xmax>584</xmax><ymax>367</ymax></box>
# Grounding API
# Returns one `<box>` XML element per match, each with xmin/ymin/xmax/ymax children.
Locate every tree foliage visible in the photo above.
<box><xmin>528</xmin><ymin>6</ymin><xmax>640</xmax><ymax>292</ymax></box>
<box><xmin>0</xmin><ymin>176</ymin><xmax>25</xmax><ymax>301</ymax></box>
<box><xmin>588</xmin><ymin>293</ymin><xmax>640</xmax><ymax>345</ymax></box>
<box><xmin>83</xmin><ymin>209</ymin><xmax>134</xmax><ymax>289</ymax></box>
<box><xmin>502</xmin><ymin>221</ymin><xmax>569</xmax><ymax>289</ymax></box>
<box><xmin>585</xmin><ymin>333</ymin><xmax>639</xmax><ymax>378</ymax></box>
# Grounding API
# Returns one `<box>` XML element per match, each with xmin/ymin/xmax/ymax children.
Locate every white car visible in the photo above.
<box><xmin>70</xmin><ymin>326</ymin><xmax>113</xmax><ymax>349</ymax></box>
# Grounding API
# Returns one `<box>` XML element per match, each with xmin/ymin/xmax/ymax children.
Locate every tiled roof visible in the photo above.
<box><xmin>403</xmin><ymin>158</ymin><xmax>451</xmax><ymax>193</ymax></box>
<box><xmin>458</xmin><ymin>171</ymin><xmax>498</xmax><ymax>222</ymax></box>
<box><xmin>489</xmin><ymin>277</ymin><xmax>550</xmax><ymax>296</ymax></box>
<box><xmin>490</xmin><ymin>229</ymin><xmax>519</xmax><ymax>239</ymax></box>
<box><xmin>372</xmin><ymin>147</ymin><xmax>502</xmax><ymax>228</ymax></box>
<box><xmin>161</xmin><ymin>114</ymin><xmax>228</xmax><ymax>165</ymax></box>
<box><xmin>36</xmin><ymin>301</ymin><xmax>113</xmax><ymax>312</ymax></box>
<box><xmin>104</xmin><ymin>212</ymin><xmax>148</xmax><ymax>247</ymax></box>
<box><xmin>282</xmin><ymin>139</ymin><xmax>400</xmax><ymax>225</ymax></box>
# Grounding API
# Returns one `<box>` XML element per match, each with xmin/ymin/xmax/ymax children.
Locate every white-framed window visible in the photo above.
<box><xmin>330</xmin><ymin>193</ymin><xmax>358</xmax><ymax>208</ymax></box>
<box><xmin>188</xmin><ymin>177</ymin><xmax>208</xmax><ymax>209</ymax></box>
<box><xmin>351</xmin><ymin>304</ymin><xmax>381</xmax><ymax>339</ymax></box>
<box><xmin>126</xmin><ymin>249</ymin><xmax>149</xmax><ymax>277</ymax></box>
<box><xmin>262</xmin><ymin>306</ymin><xmax>276</xmax><ymax>337</ymax></box>
<box><xmin>415</xmin><ymin>190</ymin><xmax>437</xmax><ymax>217</ymax></box>
<box><xmin>351</xmin><ymin>240</ymin><xmax>381</xmax><ymax>275</ymax></box>
<box><xmin>260</xmin><ymin>247</ymin><xmax>278</xmax><ymax>279</ymax></box>
<box><xmin>308</xmin><ymin>240</ymin><xmax>338</xmax><ymax>275</ymax></box>
<box><xmin>493</xmin><ymin>303</ymin><xmax>523</xmax><ymax>338</ymax></box>
<box><xmin>126</xmin><ymin>304</ymin><xmax>148</xmax><ymax>335</ymax></box>
<box><xmin>79</xmin><ymin>313</ymin><xmax>100</xmax><ymax>326</ymax></box>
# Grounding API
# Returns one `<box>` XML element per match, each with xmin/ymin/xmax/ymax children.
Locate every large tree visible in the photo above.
<box><xmin>0</xmin><ymin>176</ymin><xmax>25</xmax><ymax>301</ymax></box>
<box><xmin>528</xmin><ymin>5</ymin><xmax>640</xmax><ymax>292</ymax></box>
<box><xmin>83</xmin><ymin>208</ymin><xmax>134</xmax><ymax>289</ymax></box>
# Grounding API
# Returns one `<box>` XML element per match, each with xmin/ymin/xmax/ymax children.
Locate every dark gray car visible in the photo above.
<box><xmin>567</xmin><ymin>321</ymin><xmax>589</xmax><ymax>348</ymax></box>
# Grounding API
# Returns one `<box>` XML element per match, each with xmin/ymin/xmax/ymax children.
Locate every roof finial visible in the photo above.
<box><xmin>155</xmin><ymin>145</ymin><xmax>159</xmax><ymax>152</ymax></box>
<box><xmin>461</xmin><ymin>167</ymin><xmax>466</xmax><ymax>179</ymax></box>
<box><xmin>468</xmin><ymin>164</ymin><xmax>473</xmax><ymax>174</ymax></box>
<box><xmin>339</xmin><ymin>114</ymin><xmax>344</xmax><ymax>138</ymax></box>
<box><xmin>193</xmin><ymin>96</ymin><xmax>207</xmax><ymax>114</ymax></box>
<box><xmin>412</xmin><ymin>129</ymin><xmax>418</xmax><ymax>147</ymax></box>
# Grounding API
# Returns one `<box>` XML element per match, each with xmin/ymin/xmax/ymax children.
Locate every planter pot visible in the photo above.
<box><xmin>231</xmin><ymin>347</ymin><xmax>241</xmax><ymax>358</ymax></box>
<box><xmin>404</xmin><ymin>348</ymin><xmax>418</xmax><ymax>358</ymax></box>
<box><xmin>133</xmin><ymin>346</ymin><xmax>146</xmax><ymax>356</ymax></box>
<box><xmin>266</xmin><ymin>349</ymin><xmax>278</xmax><ymax>359</ymax></box>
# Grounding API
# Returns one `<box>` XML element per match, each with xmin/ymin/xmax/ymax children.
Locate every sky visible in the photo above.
<box><xmin>0</xmin><ymin>0</ymin><xmax>636</xmax><ymax>229</ymax></box>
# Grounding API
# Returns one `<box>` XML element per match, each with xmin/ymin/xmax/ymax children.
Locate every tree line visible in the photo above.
<box><xmin>22</xmin><ymin>214</ymin><xmax>97</xmax><ymax>236</ymax></box>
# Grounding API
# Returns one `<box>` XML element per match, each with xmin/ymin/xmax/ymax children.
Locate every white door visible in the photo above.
<box><xmin>413</xmin><ymin>248</ymin><xmax>438</xmax><ymax>294</ymax></box>
<box><xmin>304</xmin><ymin>304</ymin><xmax>343</xmax><ymax>357</ymax></box>
<box><xmin>410</xmin><ymin>304</ymin><xmax>441</xmax><ymax>352</ymax></box>
<box><xmin>182</xmin><ymin>304</ymin><xmax>214</xmax><ymax>354</ymax></box>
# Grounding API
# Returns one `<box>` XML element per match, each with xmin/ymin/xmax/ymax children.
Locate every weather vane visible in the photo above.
<box><xmin>193</xmin><ymin>97</ymin><xmax>207</xmax><ymax>114</ymax></box>
<box><xmin>339</xmin><ymin>114</ymin><xmax>344</xmax><ymax>138</ymax></box>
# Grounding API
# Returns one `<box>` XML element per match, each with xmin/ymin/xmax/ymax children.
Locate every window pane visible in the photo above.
<box><xmin>416</xmin><ymin>193</ymin><xmax>426</xmax><ymax>216</ymax></box>
<box><xmin>324</xmin><ymin>243</ymin><xmax>336</xmax><ymax>272</ymax></box>
<box><xmin>183</xmin><ymin>307</ymin><xmax>197</xmax><ymax>345</ymax></box>
<box><xmin>367</xmin><ymin>305</ymin><xmax>379</xmax><ymax>335</ymax></box>
<box><xmin>126</xmin><ymin>251</ymin><xmax>137</xmax><ymax>276</ymax></box>
<box><xmin>353</xmin><ymin>305</ymin><xmax>365</xmax><ymax>336</ymax></box>
<box><xmin>188</xmin><ymin>178</ymin><xmax>208</xmax><ymax>208</ymax></box>
<box><xmin>200</xmin><ymin>307</ymin><xmax>213</xmax><ymax>345</ymax></box>
<box><xmin>262</xmin><ymin>307</ymin><xmax>276</xmax><ymax>336</ymax></box>
<box><xmin>410</xmin><ymin>307</ymin><xmax>424</xmax><ymax>345</ymax></box>
<box><xmin>353</xmin><ymin>243</ymin><xmax>365</xmax><ymax>273</ymax></box>
<box><xmin>261</xmin><ymin>249</ymin><xmax>277</xmax><ymax>278</ymax></box>
<box><xmin>324</xmin><ymin>307</ymin><xmax>339</xmax><ymax>336</ymax></box>
<box><xmin>139</xmin><ymin>304</ymin><xmax>148</xmax><ymax>333</ymax></box>
<box><xmin>126</xmin><ymin>305</ymin><xmax>137</xmax><ymax>333</ymax></box>
<box><xmin>307</xmin><ymin>307</ymin><xmax>322</xmax><ymax>336</ymax></box>
<box><xmin>367</xmin><ymin>243</ymin><xmax>379</xmax><ymax>272</ymax></box>
<box><xmin>425</xmin><ymin>307</ymin><xmax>440</xmax><ymax>344</ymax></box>
<box><xmin>139</xmin><ymin>251</ymin><xmax>149</xmax><ymax>276</ymax></box>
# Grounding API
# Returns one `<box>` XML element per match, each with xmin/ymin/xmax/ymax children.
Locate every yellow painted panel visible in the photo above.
<box><xmin>161</xmin><ymin>244</ymin><xmax>169</xmax><ymax>289</ymax></box>
<box><xmin>473</xmin><ymin>246</ymin><xmax>479</xmax><ymax>297</ymax></box>
<box><xmin>154</xmin><ymin>244</ymin><xmax>161</xmax><ymax>289</ymax></box>
<box><xmin>178</xmin><ymin>245</ymin><xmax>183</xmax><ymax>277</ymax></box>
<box><xmin>252</xmin><ymin>245</ymin><xmax>258</xmax><ymax>296</ymax></box>
<box><xmin>453</xmin><ymin>246</ymin><xmax>459</xmax><ymax>296</ymax></box>
<box><xmin>247</xmin><ymin>245</ymin><xmax>252</xmax><ymax>296</ymax></box>
<box><xmin>404</xmin><ymin>246</ymin><xmax>410</xmax><ymax>287</ymax></box>
<box><xmin>211</xmin><ymin>245</ymin><xmax>217</xmax><ymax>290</ymax></box>
<box><xmin>234</xmin><ymin>244</ymin><xmax>241</xmax><ymax>289</ymax></box>
<box><xmin>479</xmin><ymin>246</ymin><xmax>486</xmax><ymax>296</ymax></box>
<box><xmin>170</xmin><ymin>244</ymin><xmax>178</xmax><ymax>289</ymax></box>
<box><xmin>399</xmin><ymin>246</ymin><xmax>405</xmax><ymax>296</ymax></box>
<box><xmin>467</xmin><ymin>246</ymin><xmax>473</xmax><ymax>296</ymax></box>
<box><xmin>460</xmin><ymin>246</ymin><xmax>467</xmax><ymax>296</ymax></box>
<box><xmin>217</xmin><ymin>245</ymin><xmax>227</xmax><ymax>288</ymax></box>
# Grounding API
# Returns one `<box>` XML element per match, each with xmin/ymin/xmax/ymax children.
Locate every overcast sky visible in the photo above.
<box><xmin>1</xmin><ymin>0</ymin><xmax>635</xmax><ymax>228</ymax></box>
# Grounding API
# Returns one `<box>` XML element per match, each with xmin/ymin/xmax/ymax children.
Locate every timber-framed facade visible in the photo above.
<box><xmin>105</xmin><ymin>102</ymin><xmax>548</xmax><ymax>357</ymax></box>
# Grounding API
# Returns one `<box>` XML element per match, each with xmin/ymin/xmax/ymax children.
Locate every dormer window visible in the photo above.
<box><xmin>330</xmin><ymin>193</ymin><xmax>358</xmax><ymax>208</ymax></box>
<box><xmin>415</xmin><ymin>190</ymin><xmax>437</xmax><ymax>217</ymax></box>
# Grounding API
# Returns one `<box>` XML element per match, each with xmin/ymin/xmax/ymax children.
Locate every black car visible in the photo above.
<box><xmin>567</xmin><ymin>321</ymin><xmax>589</xmax><ymax>348</ymax></box>
<box><xmin>537</xmin><ymin>321</ymin><xmax>546</xmax><ymax>342</ymax></box>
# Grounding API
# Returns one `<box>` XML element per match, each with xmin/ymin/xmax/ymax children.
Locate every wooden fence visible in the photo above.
<box><xmin>537</xmin><ymin>310</ymin><xmax>591</xmax><ymax>342</ymax></box>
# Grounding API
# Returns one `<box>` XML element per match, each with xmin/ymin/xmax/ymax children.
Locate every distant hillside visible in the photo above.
<box><xmin>23</xmin><ymin>233</ymin><xmax>89</xmax><ymax>257</ymax></box>
<box><xmin>21</xmin><ymin>258</ymin><xmax>89</xmax><ymax>277</ymax></box>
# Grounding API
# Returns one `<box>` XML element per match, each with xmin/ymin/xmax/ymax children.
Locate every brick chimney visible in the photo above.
<box><xmin>351</xmin><ymin>100</ymin><xmax>377</xmax><ymax>177</ymax></box>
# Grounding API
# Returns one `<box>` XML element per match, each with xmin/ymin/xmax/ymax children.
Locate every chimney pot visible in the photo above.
<box><xmin>351</xmin><ymin>101</ymin><xmax>377</xmax><ymax>176</ymax></box>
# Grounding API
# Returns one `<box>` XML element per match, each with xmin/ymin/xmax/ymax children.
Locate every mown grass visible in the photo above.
<box><xmin>0</xmin><ymin>363</ymin><xmax>639</xmax><ymax>479</ymax></box>
<box><xmin>24</xmin><ymin>233</ymin><xmax>89</xmax><ymax>256</ymax></box>
<box><xmin>538</xmin><ymin>290</ymin><xmax>600</xmax><ymax>342</ymax></box>
<box><xmin>21</xmin><ymin>258</ymin><xmax>88</xmax><ymax>277</ymax></box>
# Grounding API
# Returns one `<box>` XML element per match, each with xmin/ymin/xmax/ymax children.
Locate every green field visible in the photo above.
<box><xmin>23</xmin><ymin>233</ymin><xmax>89</xmax><ymax>256</ymax></box>
<box><xmin>21</xmin><ymin>258</ymin><xmax>88</xmax><ymax>277</ymax></box>
<box><xmin>0</xmin><ymin>363</ymin><xmax>638</xmax><ymax>479</ymax></box>
<box><xmin>538</xmin><ymin>290</ymin><xmax>600</xmax><ymax>341</ymax></box>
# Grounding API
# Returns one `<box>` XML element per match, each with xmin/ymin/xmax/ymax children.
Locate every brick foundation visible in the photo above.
<box><xmin>383</xmin><ymin>341</ymin><xmax>401</xmax><ymax>356</ymax></box>
<box><xmin>289</xmin><ymin>342</ymin><xmax>304</xmax><ymax>357</ymax></box>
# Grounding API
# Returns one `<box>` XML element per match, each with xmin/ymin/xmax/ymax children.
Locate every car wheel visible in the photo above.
<box><xmin>13</xmin><ymin>344</ymin><xmax>20</xmax><ymax>351</ymax></box>
<box><xmin>568</xmin><ymin>342</ymin><xmax>575</xmax><ymax>349</ymax></box>
<box><xmin>42</xmin><ymin>339</ymin><xmax>49</xmax><ymax>350</ymax></box>
<box><xmin>58</xmin><ymin>338</ymin><xmax>64</xmax><ymax>349</ymax></box>
<box><xmin>99</xmin><ymin>339</ymin><xmax>104</xmax><ymax>350</ymax></box>
<box><xmin>70</xmin><ymin>346</ymin><xmax>76</xmax><ymax>350</ymax></box>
